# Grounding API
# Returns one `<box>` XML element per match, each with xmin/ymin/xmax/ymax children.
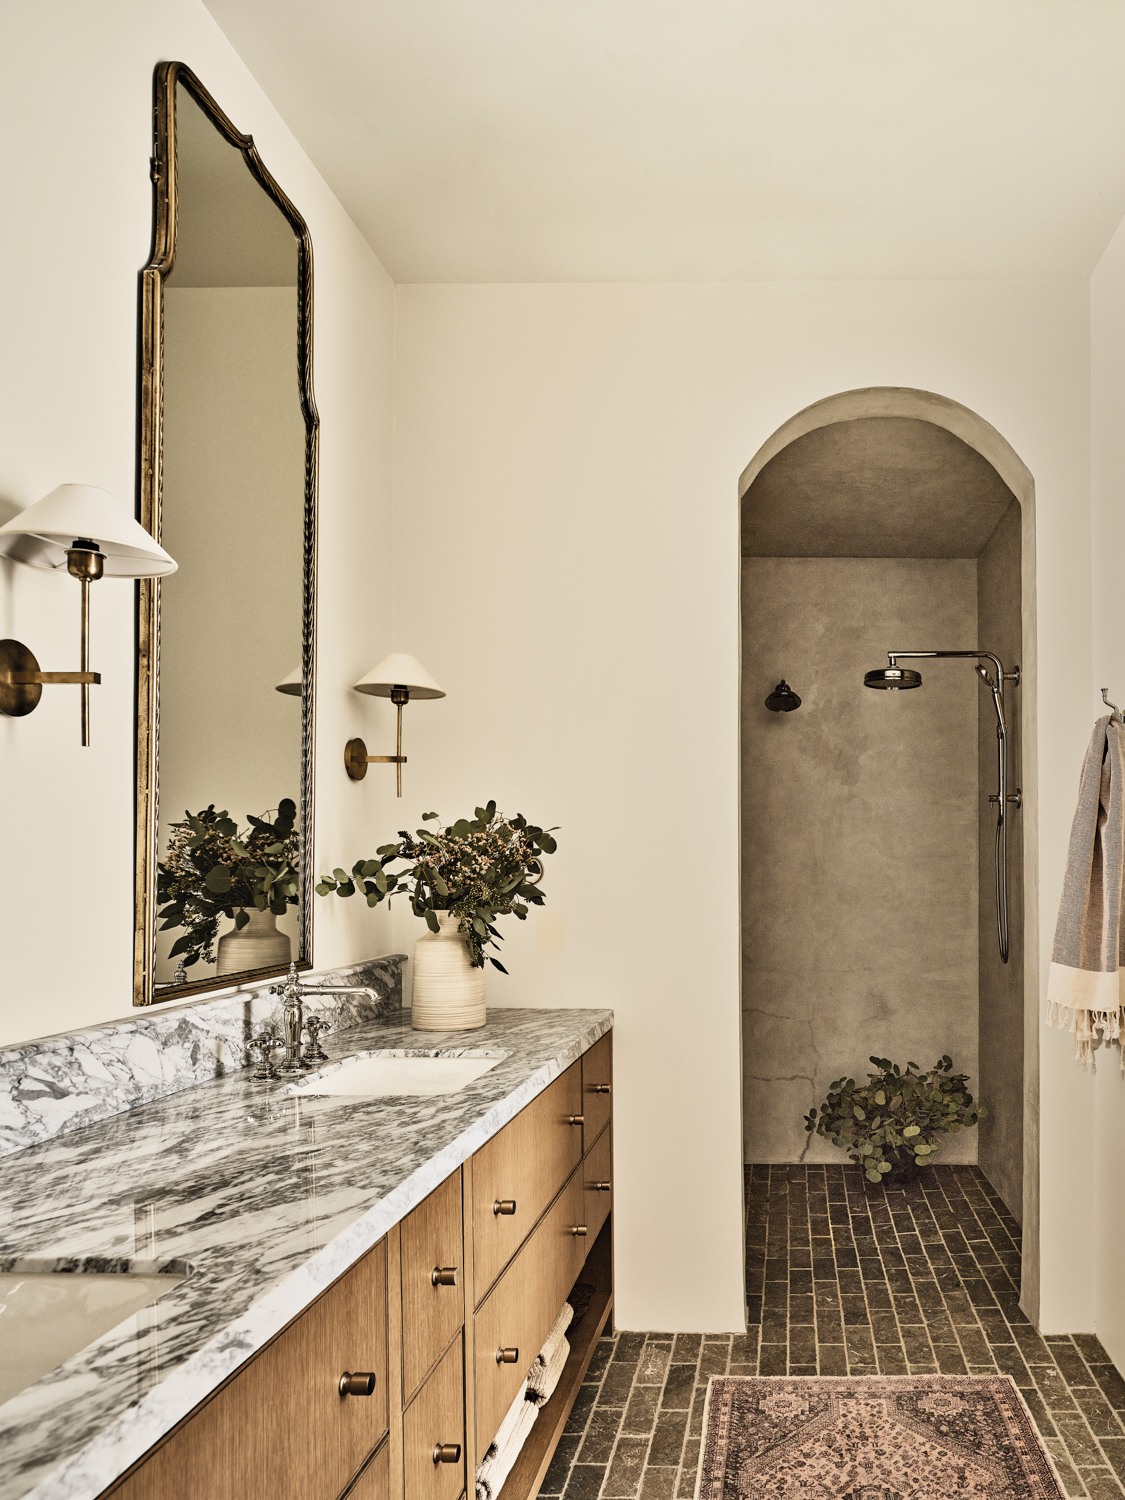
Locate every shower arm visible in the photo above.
<box><xmin>883</xmin><ymin>650</ymin><xmax>1021</xmax><ymax>965</ymax></box>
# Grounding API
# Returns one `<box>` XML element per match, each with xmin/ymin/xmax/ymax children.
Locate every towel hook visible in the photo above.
<box><xmin>1101</xmin><ymin>688</ymin><xmax>1124</xmax><ymax>723</ymax></box>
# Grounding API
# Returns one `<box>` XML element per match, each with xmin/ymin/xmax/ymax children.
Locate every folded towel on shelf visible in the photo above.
<box><xmin>540</xmin><ymin>1302</ymin><xmax>574</xmax><ymax>1365</ymax></box>
<box><xmin>526</xmin><ymin>1333</ymin><xmax>570</xmax><ymax>1407</ymax></box>
<box><xmin>475</xmin><ymin>1382</ymin><xmax>538</xmax><ymax>1500</ymax></box>
<box><xmin>523</xmin><ymin>1300</ymin><xmax>574</xmax><ymax>1407</ymax></box>
<box><xmin>1047</xmin><ymin>714</ymin><xmax>1125</xmax><ymax>1070</ymax></box>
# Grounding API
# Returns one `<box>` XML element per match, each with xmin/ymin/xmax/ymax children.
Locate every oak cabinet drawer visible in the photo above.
<box><xmin>347</xmin><ymin>1443</ymin><xmax>390</xmax><ymax>1500</ymax></box>
<box><xmin>473</xmin><ymin>1168</ymin><xmax>584</xmax><ymax>1453</ymax></box>
<box><xmin>401</xmin><ymin>1171</ymin><xmax>465</xmax><ymax>1401</ymax></box>
<box><xmin>404</xmin><ymin>1333</ymin><xmax>465</xmax><ymax>1500</ymax></box>
<box><xmin>582</xmin><ymin>1124</ymin><xmax>613</xmax><ymax>1249</ymax></box>
<box><xmin>581</xmin><ymin>1033</ymin><xmax>613</xmax><ymax>1147</ymax></box>
<box><xmin>105</xmin><ymin>1239</ymin><xmax>388</xmax><ymax>1500</ymax></box>
<box><xmin>473</xmin><ymin>1063</ymin><xmax>583</xmax><ymax>1301</ymax></box>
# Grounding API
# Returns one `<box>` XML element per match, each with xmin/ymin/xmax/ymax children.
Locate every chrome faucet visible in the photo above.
<box><xmin>267</xmin><ymin>963</ymin><xmax>383</xmax><ymax>1074</ymax></box>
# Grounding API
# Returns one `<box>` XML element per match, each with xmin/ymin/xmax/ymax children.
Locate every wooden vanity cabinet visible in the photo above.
<box><xmin>104</xmin><ymin>1239</ymin><xmax>389</xmax><ymax>1500</ymax></box>
<box><xmin>99</xmin><ymin>1031</ymin><xmax>613</xmax><ymax>1500</ymax></box>
<box><xmin>471</xmin><ymin>1062</ymin><xmax>583</xmax><ymax>1300</ymax></box>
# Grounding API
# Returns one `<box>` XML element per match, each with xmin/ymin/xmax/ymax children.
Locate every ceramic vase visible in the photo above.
<box><xmin>215</xmin><ymin>907</ymin><xmax>291</xmax><ymax>975</ymax></box>
<box><xmin>411</xmin><ymin>912</ymin><xmax>486</xmax><ymax>1031</ymax></box>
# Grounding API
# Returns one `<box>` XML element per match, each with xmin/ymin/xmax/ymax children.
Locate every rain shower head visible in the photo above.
<box><xmin>863</xmin><ymin>667</ymin><xmax>922</xmax><ymax>690</ymax></box>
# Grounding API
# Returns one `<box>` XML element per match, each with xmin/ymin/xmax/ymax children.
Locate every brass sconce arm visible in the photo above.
<box><xmin>0</xmin><ymin>639</ymin><xmax>100</xmax><ymax>719</ymax></box>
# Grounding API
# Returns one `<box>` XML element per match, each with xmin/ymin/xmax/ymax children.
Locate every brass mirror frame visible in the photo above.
<box><xmin>134</xmin><ymin>61</ymin><xmax>318</xmax><ymax>1006</ymax></box>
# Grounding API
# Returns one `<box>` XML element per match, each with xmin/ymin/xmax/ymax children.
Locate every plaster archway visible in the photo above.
<box><xmin>738</xmin><ymin>386</ymin><xmax>1040</xmax><ymax>1323</ymax></box>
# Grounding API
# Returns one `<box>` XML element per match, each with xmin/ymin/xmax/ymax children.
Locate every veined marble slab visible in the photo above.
<box><xmin>0</xmin><ymin>956</ymin><xmax>404</xmax><ymax>1157</ymax></box>
<box><xmin>0</xmin><ymin>1005</ymin><xmax>612</xmax><ymax>1500</ymax></box>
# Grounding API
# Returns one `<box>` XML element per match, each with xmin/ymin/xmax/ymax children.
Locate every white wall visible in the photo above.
<box><xmin>1091</xmin><ymin>218</ymin><xmax>1125</xmax><ymax>1366</ymax></box>
<box><xmin>0</xmin><ymin>0</ymin><xmax>400</xmax><ymax>1046</ymax></box>
<box><xmin>392</xmin><ymin>279</ymin><xmax>1092</xmax><ymax>1333</ymax></box>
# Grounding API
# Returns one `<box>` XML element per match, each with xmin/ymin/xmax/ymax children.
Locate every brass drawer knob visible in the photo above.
<box><xmin>432</xmin><ymin>1444</ymin><xmax>462</xmax><ymax>1465</ymax></box>
<box><xmin>496</xmin><ymin>1347</ymin><xmax>520</xmax><ymax>1364</ymax></box>
<box><xmin>589</xmin><ymin>1083</ymin><xmax>611</xmax><ymax>1095</ymax></box>
<box><xmin>431</xmin><ymin>1266</ymin><xmax>458</xmax><ymax>1287</ymax></box>
<box><xmin>590</xmin><ymin>1181</ymin><xmax>611</xmax><ymax>1192</ymax></box>
<box><xmin>568</xmin><ymin>1115</ymin><xmax>585</xmax><ymax>1126</ymax></box>
<box><xmin>339</xmin><ymin>1371</ymin><xmax>376</xmax><ymax>1397</ymax></box>
<box><xmin>493</xmin><ymin>1199</ymin><xmax>517</xmax><ymax>1216</ymax></box>
<box><xmin>571</xmin><ymin>1225</ymin><xmax>588</xmax><ymax>1236</ymax></box>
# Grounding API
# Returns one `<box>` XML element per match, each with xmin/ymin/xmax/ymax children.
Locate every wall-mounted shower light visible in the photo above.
<box><xmin>764</xmin><ymin>680</ymin><xmax>801</xmax><ymax>712</ymax></box>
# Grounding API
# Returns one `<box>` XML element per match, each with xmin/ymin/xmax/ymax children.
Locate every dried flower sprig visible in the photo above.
<box><xmin>157</xmin><ymin>800</ymin><xmax>300</xmax><ymax>969</ymax></box>
<box><xmin>316</xmin><ymin>801</ymin><xmax>557</xmax><ymax>970</ymax></box>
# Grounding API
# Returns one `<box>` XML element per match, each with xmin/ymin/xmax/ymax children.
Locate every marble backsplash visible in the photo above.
<box><xmin>0</xmin><ymin>955</ymin><xmax>405</xmax><ymax>1158</ymax></box>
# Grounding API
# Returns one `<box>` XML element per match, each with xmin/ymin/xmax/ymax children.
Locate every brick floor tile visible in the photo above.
<box><xmin>622</xmin><ymin>1387</ymin><xmax>659</xmax><ymax>1435</ymax></box>
<box><xmin>564</xmin><ymin>1464</ymin><xmax>608</xmax><ymax>1500</ymax></box>
<box><xmin>541</xmin><ymin>1433</ymin><xmax>582</xmax><ymax>1495</ymax></box>
<box><xmin>659</xmin><ymin>1366</ymin><xmax>697</xmax><ymax>1411</ymax></box>
<box><xmin>677</xmin><ymin>1438</ymin><xmax>701</xmax><ymax>1497</ymax></box>
<box><xmin>636</xmin><ymin>1343</ymin><xmax>672</xmax><ymax>1385</ymax></box>
<box><xmin>579</xmin><ymin>1408</ymin><xmax>625</xmax><ymax>1464</ymax></box>
<box><xmin>639</xmin><ymin>1467</ymin><xmax>677</xmax><ymax>1500</ymax></box>
<box><xmin>1080</xmin><ymin>1469</ymin><xmax>1125</xmax><ymax>1500</ymax></box>
<box><xmin>648</xmin><ymin>1410</ymin><xmax>688</xmax><ymax>1467</ymax></box>
<box><xmin>603</xmin><ymin>1437</ymin><xmax>649</xmax><ymax>1498</ymax></box>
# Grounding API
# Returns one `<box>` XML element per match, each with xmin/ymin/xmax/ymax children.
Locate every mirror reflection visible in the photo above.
<box><xmin>151</xmin><ymin>80</ymin><xmax>309</xmax><ymax>992</ymax></box>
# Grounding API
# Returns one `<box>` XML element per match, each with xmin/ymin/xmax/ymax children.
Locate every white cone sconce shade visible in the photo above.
<box><xmin>0</xmin><ymin>484</ymin><xmax>177</xmax><ymax>746</ymax></box>
<box><xmin>276</xmin><ymin>666</ymin><xmax>303</xmax><ymax>696</ymax></box>
<box><xmin>353</xmin><ymin>653</ymin><xmax>446</xmax><ymax>700</ymax></box>
<box><xmin>345</xmin><ymin>653</ymin><xmax>446</xmax><ymax>796</ymax></box>
<box><xmin>0</xmin><ymin>485</ymin><xmax>177</xmax><ymax>576</ymax></box>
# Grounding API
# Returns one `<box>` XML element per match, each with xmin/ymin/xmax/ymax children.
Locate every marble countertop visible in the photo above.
<box><xmin>0</xmin><ymin>1006</ymin><xmax>612</xmax><ymax>1500</ymax></box>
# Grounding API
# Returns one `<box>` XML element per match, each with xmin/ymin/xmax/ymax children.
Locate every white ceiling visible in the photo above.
<box><xmin>202</xmin><ymin>0</ymin><xmax>1125</xmax><ymax>284</ymax></box>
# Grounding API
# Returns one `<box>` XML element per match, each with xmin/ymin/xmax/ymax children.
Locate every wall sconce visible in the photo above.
<box><xmin>275</xmin><ymin>667</ymin><xmax>302</xmax><ymax>696</ymax></box>
<box><xmin>0</xmin><ymin>484</ymin><xmax>176</xmax><ymax>745</ymax></box>
<box><xmin>345</xmin><ymin>652</ymin><xmax>445</xmax><ymax>797</ymax></box>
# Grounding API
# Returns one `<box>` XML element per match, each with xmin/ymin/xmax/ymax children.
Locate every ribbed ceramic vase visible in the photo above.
<box><xmin>411</xmin><ymin>912</ymin><xmax>486</xmax><ymax>1031</ymax></box>
<box><xmin>215</xmin><ymin>908</ymin><xmax>291</xmax><ymax>975</ymax></box>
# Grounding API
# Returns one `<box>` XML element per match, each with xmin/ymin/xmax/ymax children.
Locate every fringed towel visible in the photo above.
<box><xmin>474</xmin><ymin>1381</ymin><xmax>538</xmax><ymax>1500</ymax></box>
<box><xmin>1047</xmin><ymin>714</ymin><xmax>1125</xmax><ymax>1070</ymax></box>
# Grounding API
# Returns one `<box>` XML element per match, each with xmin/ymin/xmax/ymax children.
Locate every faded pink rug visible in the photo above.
<box><xmin>696</xmin><ymin>1375</ymin><xmax>1064</xmax><ymax>1500</ymax></box>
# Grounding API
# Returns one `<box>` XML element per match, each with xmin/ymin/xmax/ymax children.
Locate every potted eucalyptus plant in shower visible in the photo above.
<box><xmin>157</xmin><ymin>800</ymin><xmax>300</xmax><ymax>976</ymax></box>
<box><xmin>804</xmin><ymin>1055</ymin><xmax>985</xmax><ymax>1186</ymax></box>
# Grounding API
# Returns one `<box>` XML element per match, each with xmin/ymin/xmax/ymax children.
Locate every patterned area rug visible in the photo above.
<box><xmin>696</xmin><ymin>1375</ymin><xmax>1064</xmax><ymax>1500</ymax></box>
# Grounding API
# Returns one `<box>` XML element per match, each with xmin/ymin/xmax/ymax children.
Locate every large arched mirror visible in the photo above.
<box><xmin>135</xmin><ymin>62</ymin><xmax>318</xmax><ymax>1006</ymax></box>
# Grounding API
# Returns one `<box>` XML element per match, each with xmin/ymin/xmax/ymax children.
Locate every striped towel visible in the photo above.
<box><xmin>475</xmin><ymin>1382</ymin><xmax>538</xmax><ymax>1500</ymax></box>
<box><xmin>1047</xmin><ymin>715</ymin><xmax>1125</xmax><ymax>1070</ymax></box>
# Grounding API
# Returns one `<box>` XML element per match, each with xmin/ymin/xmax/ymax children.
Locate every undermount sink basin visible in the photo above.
<box><xmin>290</xmin><ymin>1051</ymin><xmax>508</xmax><ymax>1098</ymax></box>
<box><xmin>0</xmin><ymin>1258</ymin><xmax>190</xmax><ymax>1406</ymax></box>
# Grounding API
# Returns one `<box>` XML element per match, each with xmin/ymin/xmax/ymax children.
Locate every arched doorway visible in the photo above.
<box><xmin>739</xmin><ymin>386</ymin><xmax>1038</xmax><ymax>1315</ymax></box>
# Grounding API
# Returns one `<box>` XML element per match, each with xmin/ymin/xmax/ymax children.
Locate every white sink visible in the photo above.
<box><xmin>0</xmin><ymin>1260</ymin><xmax>189</xmax><ymax>1405</ymax></box>
<box><xmin>290</xmin><ymin>1051</ymin><xmax>507</xmax><ymax>1098</ymax></box>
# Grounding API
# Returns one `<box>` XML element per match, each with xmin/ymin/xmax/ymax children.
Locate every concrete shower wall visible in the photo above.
<box><xmin>977</xmin><ymin>500</ymin><xmax>1024</xmax><ymax>1219</ymax></box>
<box><xmin>742</xmin><ymin>556</ymin><xmax>980</xmax><ymax>1163</ymax></box>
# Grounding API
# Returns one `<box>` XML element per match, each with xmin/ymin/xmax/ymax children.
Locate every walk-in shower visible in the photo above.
<box><xmin>864</xmin><ymin>649</ymin><xmax>1021</xmax><ymax>963</ymax></box>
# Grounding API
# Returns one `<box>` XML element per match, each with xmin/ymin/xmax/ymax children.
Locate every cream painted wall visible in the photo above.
<box><xmin>392</xmin><ymin>279</ymin><xmax>1091</xmax><ymax>1333</ymax></box>
<box><xmin>0</xmin><ymin>0</ymin><xmax>400</xmax><ymax>1046</ymax></box>
<box><xmin>1090</xmin><ymin>218</ymin><xmax>1125</xmax><ymax>1367</ymax></box>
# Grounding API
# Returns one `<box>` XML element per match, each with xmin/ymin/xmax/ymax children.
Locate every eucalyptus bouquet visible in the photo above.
<box><xmin>317</xmin><ymin>802</ymin><xmax>557</xmax><ymax>971</ymax></box>
<box><xmin>157</xmin><ymin>800</ymin><xmax>300</xmax><ymax>969</ymax></box>
<box><xmin>804</xmin><ymin>1055</ymin><xmax>985</xmax><ymax>1185</ymax></box>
